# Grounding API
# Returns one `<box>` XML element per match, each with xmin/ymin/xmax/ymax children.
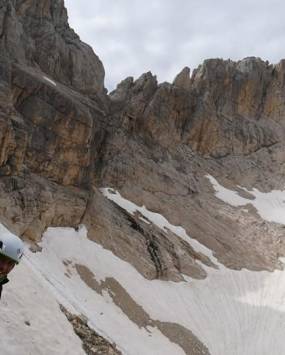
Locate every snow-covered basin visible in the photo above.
<box><xmin>19</xmin><ymin>178</ymin><xmax>285</xmax><ymax>355</ymax></box>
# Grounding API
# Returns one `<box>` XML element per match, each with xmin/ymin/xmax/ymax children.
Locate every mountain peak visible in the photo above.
<box><xmin>0</xmin><ymin>0</ymin><xmax>105</xmax><ymax>95</ymax></box>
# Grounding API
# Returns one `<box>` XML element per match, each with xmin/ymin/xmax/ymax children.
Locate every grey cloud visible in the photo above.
<box><xmin>65</xmin><ymin>0</ymin><xmax>285</xmax><ymax>91</ymax></box>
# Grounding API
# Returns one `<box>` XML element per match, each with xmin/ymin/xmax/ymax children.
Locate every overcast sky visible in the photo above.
<box><xmin>65</xmin><ymin>0</ymin><xmax>285</xmax><ymax>91</ymax></box>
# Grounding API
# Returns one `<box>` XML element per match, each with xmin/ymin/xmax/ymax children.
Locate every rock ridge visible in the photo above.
<box><xmin>110</xmin><ymin>57</ymin><xmax>285</xmax><ymax>157</ymax></box>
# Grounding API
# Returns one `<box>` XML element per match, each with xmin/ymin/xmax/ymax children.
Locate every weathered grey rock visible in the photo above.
<box><xmin>0</xmin><ymin>0</ymin><xmax>105</xmax><ymax>96</ymax></box>
<box><xmin>173</xmin><ymin>66</ymin><xmax>191</xmax><ymax>90</ymax></box>
<box><xmin>0</xmin><ymin>0</ymin><xmax>109</xmax><ymax>245</ymax></box>
<box><xmin>109</xmin><ymin>77</ymin><xmax>134</xmax><ymax>103</ymax></box>
<box><xmin>109</xmin><ymin>57</ymin><xmax>284</xmax><ymax>157</ymax></box>
<box><xmin>60</xmin><ymin>305</ymin><xmax>122</xmax><ymax>355</ymax></box>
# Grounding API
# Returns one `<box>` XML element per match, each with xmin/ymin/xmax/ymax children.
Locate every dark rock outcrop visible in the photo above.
<box><xmin>60</xmin><ymin>305</ymin><xmax>122</xmax><ymax>355</ymax></box>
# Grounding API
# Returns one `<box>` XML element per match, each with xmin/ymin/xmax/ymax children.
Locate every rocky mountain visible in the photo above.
<box><xmin>1</xmin><ymin>0</ymin><xmax>285</xmax><ymax>354</ymax></box>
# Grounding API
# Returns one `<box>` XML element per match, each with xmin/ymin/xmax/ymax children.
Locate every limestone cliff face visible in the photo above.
<box><xmin>0</xmin><ymin>0</ymin><xmax>108</xmax><ymax>240</ymax></box>
<box><xmin>1</xmin><ymin>0</ymin><xmax>285</xmax><ymax>283</ymax></box>
<box><xmin>110</xmin><ymin>57</ymin><xmax>284</xmax><ymax>158</ymax></box>
<box><xmin>0</xmin><ymin>0</ymin><xmax>108</xmax><ymax>185</ymax></box>
<box><xmin>0</xmin><ymin>0</ymin><xmax>105</xmax><ymax>95</ymax></box>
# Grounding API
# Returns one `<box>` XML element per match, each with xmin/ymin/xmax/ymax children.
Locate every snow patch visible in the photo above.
<box><xmin>43</xmin><ymin>76</ymin><xmax>57</xmax><ymax>86</ymax></box>
<box><xmin>207</xmin><ymin>174</ymin><xmax>285</xmax><ymax>224</ymax></box>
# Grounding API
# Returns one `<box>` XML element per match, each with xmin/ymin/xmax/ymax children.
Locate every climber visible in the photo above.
<box><xmin>0</xmin><ymin>229</ymin><xmax>24</xmax><ymax>299</ymax></box>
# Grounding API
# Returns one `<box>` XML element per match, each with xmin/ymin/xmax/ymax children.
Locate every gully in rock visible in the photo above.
<box><xmin>0</xmin><ymin>231</ymin><xmax>24</xmax><ymax>299</ymax></box>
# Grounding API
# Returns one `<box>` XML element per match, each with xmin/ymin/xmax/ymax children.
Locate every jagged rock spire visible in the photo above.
<box><xmin>173</xmin><ymin>66</ymin><xmax>191</xmax><ymax>90</ymax></box>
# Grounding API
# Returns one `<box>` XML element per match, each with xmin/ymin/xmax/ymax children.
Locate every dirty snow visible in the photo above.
<box><xmin>24</xmin><ymin>227</ymin><xmax>184</xmax><ymax>355</ymax></box>
<box><xmin>22</xmin><ymin>223</ymin><xmax>285</xmax><ymax>355</ymax></box>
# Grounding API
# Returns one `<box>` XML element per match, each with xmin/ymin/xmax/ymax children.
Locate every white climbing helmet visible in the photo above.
<box><xmin>0</xmin><ymin>224</ymin><xmax>24</xmax><ymax>264</ymax></box>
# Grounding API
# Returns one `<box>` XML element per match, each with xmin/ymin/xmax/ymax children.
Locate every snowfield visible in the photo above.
<box><xmin>1</xmin><ymin>176</ymin><xmax>285</xmax><ymax>354</ymax></box>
